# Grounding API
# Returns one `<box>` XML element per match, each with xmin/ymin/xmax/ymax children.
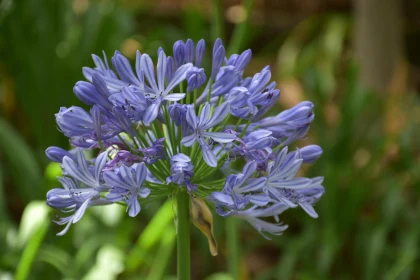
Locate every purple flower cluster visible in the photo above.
<box><xmin>46</xmin><ymin>38</ymin><xmax>324</xmax><ymax>238</ymax></box>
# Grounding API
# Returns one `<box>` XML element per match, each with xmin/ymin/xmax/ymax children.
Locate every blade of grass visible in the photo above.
<box><xmin>0</xmin><ymin>118</ymin><xmax>42</xmax><ymax>202</ymax></box>
<box><xmin>38</xmin><ymin>245</ymin><xmax>75</xmax><ymax>278</ymax></box>
<box><xmin>226</xmin><ymin>0</ymin><xmax>253</xmax><ymax>55</ymax></box>
<box><xmin>15</xmin><ymin>219</ymin><xmax>49</xmax><ymax>280</ymax></box>
<box><xmin>125</xmin><ymin>200</ymin><xmax>175</xmax><ymax>272</ymax></box>
<box><xmin>147</xmin><ymin>225</ymin><xmax>176</xmax><ymax>280</ymax></box>
<box><xmin>211</xmin><ymin>0</ymin><xmax>224</xmax><ymax>42</ymax></box>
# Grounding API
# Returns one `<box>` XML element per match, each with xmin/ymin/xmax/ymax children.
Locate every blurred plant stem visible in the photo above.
<box><xmin>227</xmin><ymin>217</ymin><xmax>240</xmax><ymax>280</ymax></box>
<box><xmin>227</xmin><ymin>0</ymin><xmax>253</xmax><ymax>55</ymax></box>
<box><xmin>177</xmin><ymin>190</ymin><xmax>191</xmax><ymax>280</ymax></box>
<box><xmin>15</xmin><ymin>219</ymin><xmax>49</xmax><ymax>280</ymax></box>
<box><xmin>224</xmin><ymin>1</ymin><xmax>253</xmax><ymax>278</ymax></box>
<box><xmin>211</xmin><ymin>0</ymin><xmax>224</xmax><ymax>42</ymax></box>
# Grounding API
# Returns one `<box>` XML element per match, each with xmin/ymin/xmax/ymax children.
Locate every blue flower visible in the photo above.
<box><xmin>263</xmin><ymin>147</ymin><xmax>325</xmax><ymax>217</ymax></box>
<box><xmin>230</xmin><ymin>129</ymin><xmax>275</xmax><ymax>171</ymax></box>
<box><xmin>140</xmin><ymin>138</ymin><xmax>166</xmax><ymax>164</ymax></box>
<box><xmin>109</xmin><ymin>87</ymin><xmax>148</xmax><ymax>122</ymax></box>
<box><xmin>186</xmin><ymin>66</ymin><xmax>206</xmax><ymax>92</ymax></box>
<box><xmin>55</xmin><ymin>105</ymin><xmax>120</xmax><ymax>147</ymax></box>
<box><xmin>103</xmin><ymin>163</ymin><xmax>150</xmax><ymax>217</ymax></box>
<box><xmin>168</xmin><ymin>103</ymin><xmax>194</xmax><ymax>136</ymax></box>
<box><xmin>47</xmin><ymin>177</ymin><xmax>111</xmax><ymax>236</ymax></box>
<box><xmin>55</xmin><ymin>106</ymin><xmax>95</xmax><ymax>138</ymax></box>
<box><xmin>196</xmin><ymin>66</ymin><xmax>241</xmax><ymax>104</ymax></box>
<box><xmin>82</xmin><ymin>52</ymin><xmax>117</xmax><ymax>82</ymax></box>
<box><xmin>45</xmin><ymin>146</ymin><xmax>75</xmax><ymax>163</ymax></box>
<box><xmin>104</xmin><ymin>150</ymin><xmax>142</xmax><ymax>171</ymax></box>
<box><xmin>226</xmin><ymin>49</ymin><xmax>252</xmax><ymax>73</ymax></box>
<box><xmin>140</xmin><ymin>51</ymin><xmax>193</xmax><ymax>124</ymax></box>
<box><xmin>291</xmin><ymin>145</ymin><xmax>323</xmax><ymax>164</ymax></box>
<box><xmin>207</xmin><ymin>161</ymin><xmax>269</xmax><ymax>216</ymax></box>
<box><xmin>62</xmin><ymin>150</ymin><xmax>109</xmax><ymax>189</ymax></box>
<box><xmin>256</xmin><ymin>101</ymin><xmax>314</xmax><ymax>144</ymax></box>
<box><xmin>226</xmin><ymin>86</ymin><xmax>258</xmax><ymax>118</ymax></box>
<box><xmin>246</xmin><ymin>66</ymin><xmax>280</xmax><ymax>120</ymax></box>
<box><xmin>236</xmin><ymin>202</ymin><xmax>289</xmax><ymax>239</ymax></box>
<box><xmin>166</xmin><ymin>153</ymin><xmax>196</xmax><ymax>192</ymax></box>
<box><xmin>46</xmin><ymin>38</ymin><xmax>324</xmax><ymax>238</ymax></box>
<box><xmin>211</xmin><ymin>38</ymin><xmax>226</xmax><ymax>80</ymax></box>
<box><xmin>181</xmin><ymin>102</ymin><xmax>236</xmax><ymax>167</ymax></box>
<box><xmin>48</xmin><ymin>150</ymin><xmax>110</xmax><ymax>235</ymax></box>
<box><xmin>73</xmin><ymin>78</ymin><xmax>113</xmax><ymax>110</ymax></box>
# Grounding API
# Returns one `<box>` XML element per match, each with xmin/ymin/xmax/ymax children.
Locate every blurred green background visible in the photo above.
<box><xmin>1</xmin><ymin>0</ymin><xmax>419</xmax><ymax>279</ymax></box>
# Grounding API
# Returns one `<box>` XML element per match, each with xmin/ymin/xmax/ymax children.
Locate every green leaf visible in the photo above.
<box><xmin>0</xmin><ymin>118</ymin><xmax>42</xmax><ymax>201</ymax></box>
<box><xmin>17</xmin><ymin>201</ymin><xmax>50</xmax><ymax>248</ymax></box>
<box><xmin>83</xmin><ymin>244</ymin><xmax>124</xmax><ymax>280</ymax></box>
<box><xmin>125</xmin><ymin>200</ymin><xmax>175</xmax><ymax>272</ymax></box>
<box><xmin>147</xmin><ymin>225</ymin><xmax>176</xmax><ymax>280</ymax></box>
<box><xmin>15</xmin><ymin>218</ymin><xmax>49</xmax><ymax>280</ymax></box>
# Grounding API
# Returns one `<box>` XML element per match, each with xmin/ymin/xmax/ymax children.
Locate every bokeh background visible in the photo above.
<box><xmin>1</xmin><ymin>0</ymin><xmax>420</xmax><ymax>279</ymax></box>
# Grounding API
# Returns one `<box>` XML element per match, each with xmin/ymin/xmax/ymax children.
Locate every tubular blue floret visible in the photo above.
<box><xmin>226</xmin><ymin>86</ymin><xmax>257</xmax><ymax>118</ymax></box>
<box><xmin>45</xmin><ymin>38</ymin><xmax>324</xmax><ymax>237</ymax></box>
<box><xmin>166</xmin><ymin>56</ymin><xmax>175</xmax><ymax>83</ymax></box>
<box><xmin>195</xmin><ymin>39</ymin><xmax>205</xmax><ymax>67</ymax></box>
<box><xmin>186</xmin><ymin>67</ymin><xmax>206</xmax><ymax>92</ymax></box>
<box><xmin>226</xmin><ymin>49</ymin><xmax>252</xmax><ymax>72</ymax></box>
<box><xmin>173</xmin><ymin>40</ymin><xmax>186</xmax><ymax>67</ymax></box>
<box><xmin>185</xmin><ymin>39</ymin><xmax>195</xmax><ymax>63</ymax></box>
<box><xmin>207</xmin><ymin>161</ymin><xmax>269</xmax><ymax>216</ymax></box>
<box><xmin>74</xmin><ymin>80</ymin><xmax>112</xmax><ymax>110</ymax></box>
<box><xmin>55</xmin><ymin>106</ymin><xmax>95</xmax><ymax>137</ymax></box>
<box><xmin>45</xmin><ymin>146</ymin><xmax>74</xmax><ymax>163</ymax></box>
<box><xmin>166</xmin><ymin>153</ymin><xmax>196</xmax><ymax>192</ymax></box>
<box><xmin>112</xmin><ymin>51</ymin><xmax>141</xmax><ymax>86</ymax></box>
<box><xmin>295</xmin><ymin>145</ymin><xmax>323</xmax><ymax>163</ymax></box>
<box><xmin>211</xmin><ymin>40</ymin><xmax>226</xmax><ymax>80</ymax></box>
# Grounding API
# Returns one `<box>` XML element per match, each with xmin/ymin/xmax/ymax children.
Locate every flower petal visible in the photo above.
<box><xmin>103</xmin><ymin>171</ymin><xmax>132</xmax><ymax>189</ymax></box>
<box><xmin>272</xmin><ymin>177</ymin><xmax>312</xmax><ymax>190</ymax></box>
<box><xmin>186</xmin><ymin>106</ymin><xmax>197</xmax><ymax>129</ymax></box>
<box><xmin>157</xmin><ymin>51</ymin><xmax>167</xmax><ymax>93</ymax></box>
<box><xmin>248</xmin><ymin>193</ymin><xmax>270</xmax><ymax>206</ymax></box>
<box><xmin>202</xmin><ymin>132</ymin><xmax>236</xmax><ymax>143</ymax></box>
<box><xmin>94</xmin><ymin>151</ymin><xmax>108</xmax><ymax>182</ymax></box>
<box><xmin>141</xmin><ymin>54</ymin><xmax>159</xmax><ymax>93</ymax></box>
<box><xmin>199</xmin><ymin>103</ymin><xmax>211</xmax><ymax>127</ymax></box>
<box><xmin>181</xmin><ymin>133</ymin><xmax>197</xmax><ymax>147</ymax></box>
<box><xmin>299</xmin><ymin>202</ymin><xmax>318</xmax><ymax>218</ymax></box>
<box><xmin>165</xmin><ymin>63</ymin><xmax>192</xmax><ymax>94</ymax></box>
<box><xmin>202</xmin><ymin>148</ymin><xmax>217</xmax><ymax>167</ymax></box>
<box><xmin>135</xmin><ymin>162</ymin><xmax>147</xmax><ymax>186</ymax></box>
<box><xmin>239</xmin><ymin>177</ymin><xmax>266</xmax><ymax>193</ymax></box>
<box><xmin>143</xmin><ymin>100</ymin><xmax>161</xmax><ymax>124</ymax></box>
<box><xmin>203</xmin><ymin>102</ymin><xmax>230</xmax><ymax>129</ymax></box>
<box><xmin>164</xmin><ymin>93</ymin><xmax>185</xmax><ymax>101</ymax></box>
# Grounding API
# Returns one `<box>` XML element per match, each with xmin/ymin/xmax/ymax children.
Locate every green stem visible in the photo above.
<box><xmin>177</xmin><ymin>190</ymin><xmax>191</xmax><ymax>280</ymax></box>
<box><xmin>227</xmin><ymin>0</ymin><xmax>253</xmax><ymax>55</ymax></box>
<box><xmin>211</xmin><ymin>0</ymin><xmax>224</xmax><ymax>42</ymax></box>
<box><xmin>227</xmin><ymin>217</ymin><xmax>240</xmax><ymax>280</ymax></box>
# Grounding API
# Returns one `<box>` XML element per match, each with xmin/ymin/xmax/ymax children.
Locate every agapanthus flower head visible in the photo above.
<box><xmin>46</xmin><ymin>38</ymin><xmax>324</xmax><ymax>240</ymax></box>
